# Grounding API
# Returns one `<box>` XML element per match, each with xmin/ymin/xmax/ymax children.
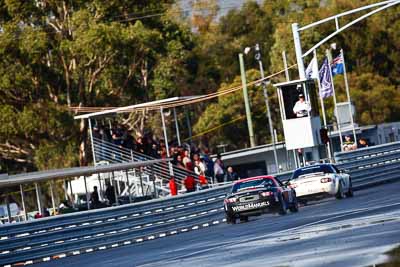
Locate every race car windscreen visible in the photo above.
<box><xmin>292</xmin><ymin>165</ymin><xmax>335</xmax><ymax>179</ymax></box>
<box><xmin>232</xmin><ymin>178</ymin><xmax>275</xmax><ymax>193</ymax></box>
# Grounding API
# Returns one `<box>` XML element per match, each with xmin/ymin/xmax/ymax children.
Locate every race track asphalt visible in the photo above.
<box><xmin>37</xmin><ymin>182</ymin><xmax>400</xmax><ymax>267</ymax></box>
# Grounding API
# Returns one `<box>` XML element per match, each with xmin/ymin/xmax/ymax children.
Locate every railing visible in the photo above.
<box><xmin>92</xmin><ymin>137</ymin><xmax>212</xmax><ymax>185</ymax></box>
<box><xmin>1</xmin><ymin>142</ymin><xmax>400</xmax><ymax>266</ymax></box>
<box><xmin>334</xmin><ymin>141</ymin><xmax>400</xmax><ymax>189</ymax></box>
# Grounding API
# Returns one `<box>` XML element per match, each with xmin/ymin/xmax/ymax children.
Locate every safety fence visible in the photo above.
<box><xmin>1</xmin><ymin>142</ymin><xmax>400</xmax><ymax>266</ymax></box>
<box><xmin>92</xmin><ymin>137</ymin><xmax>212</xmax><ymax>185</ymax></box>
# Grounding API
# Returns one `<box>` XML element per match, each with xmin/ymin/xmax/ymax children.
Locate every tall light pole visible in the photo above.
<box><xmin>239</xmin><ymin>53</ymin><xmax>256</xmax><ymax>148</ymax></box>
<box><xmin>245</xmin><ymin>44</ymin><xmax>279</xmax><ymax>172</ymax></box>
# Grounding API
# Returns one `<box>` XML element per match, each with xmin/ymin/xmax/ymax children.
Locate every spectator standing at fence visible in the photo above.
<box><xmin>169</xmin><ymin>176</ymin><xmax>178</xmax><ymax>196</ymax></box>
<box><xmin>90</xmin><ymin>186</ymin><xmax>101</xmax><ymax>209</ymax></box>
<box><xmin>358</xmin><ymin>138</ymin><xmax>369</xmax><ymax>148</ymax></box>
<box><xmin>136</xmin><ymin>136</ymin><xmax>145</xmax><ymax>154</ymax></box>
<box><xmin>182</xmin><ymin>149</ymin><xmax>191</xmax><ymax>167</ymax></box>
<box><xmin>194</xmin><ymin>154</ymin><xmax>208</xmax><ymax>189</ymax></box>
<box><xmin>202</xmin><ymin>149</ymin><xmax>214</xmax><ymax>178</ymax></box>
<box><xmin>184</xmin><ymin>162</ymin><xmax>197</xmax><ymax>193</ymax></box>
<box><xmin>193</xmin><ymin>154</ymin><xmax>206</xmax><ymax>175</ymax></box>
<box><xmin>122</xmin><ymin>130</ymin><xmax>135</xmax><ymax>151</ymax></box>
<box><xmin>343</xmin><ymin>135</ymin><xmax>357</xmax><ymax>151</ymax></box>
<box><xmin>105</xmin><ymin>182</ymin><xmax>116</xmax><ymax>205</ymax></box>
<box><xmin>214</xmin><ymin>155</ymin><xmax>225</xmax><ymax>184</ymax></box>
<box><xmin>149</xmin><ymin>143</ymin><xmax>160</xmax><ymax>158</ymax></box>
<box><xmin>226</xmin><ymin>166</ymin><xmax>239</xmax><ymax>181</ymax></box>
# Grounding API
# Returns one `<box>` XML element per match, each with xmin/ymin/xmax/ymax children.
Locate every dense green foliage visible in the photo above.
<box><xmin>0</xmin><ymin>0</ymin><xmax>399</xmax><ymax>173</ymax></box>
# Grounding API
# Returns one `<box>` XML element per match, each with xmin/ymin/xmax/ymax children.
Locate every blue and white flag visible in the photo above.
<box><xmin>331</xmin><ymin>52</ymin><xmax>344</xmax><ymax>76</ymax></box>
<box><xmin>319</xmin><ymin>58</ymin><xmax>333</xmax><ymax>99</ymax></box>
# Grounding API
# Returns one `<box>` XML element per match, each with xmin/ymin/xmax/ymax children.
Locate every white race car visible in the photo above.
<box><xmin>288</xmin><ymin>164</ymin><xmax>353</xmax><ymax>202</ymax></box>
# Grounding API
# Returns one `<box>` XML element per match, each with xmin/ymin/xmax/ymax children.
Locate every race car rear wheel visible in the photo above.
<box><xmin>335</xmin><ymin>181</ymin><xmax>345</xmax><ymax>199</ymax></box>
<box><xmin>345</xmin><ymin>179</ymin><xmax>354</xmax><ymax>198</ymax></box>
<box><xmin>226</xmin><ymin>214</ymin><xmax>236</xmax><ymax>224</ymax></box>
<box><xmin>278</xmin><ymin>194</ymin><xmax>287</xmax><ymax>215</ymax></box>
<box><xmin>289</xmin><ymin>196</ymin><xmax>299</xmax><ymax>213</ymax></box>
<box><xmin>239</xmin><ymin>216</ymin><xmax>249</xmax><ymax>223</ymax></box>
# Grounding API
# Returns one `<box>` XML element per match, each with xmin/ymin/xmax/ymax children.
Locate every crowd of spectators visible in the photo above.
<box><xmin>342</xmin><ymin>135</ymin><xmax>370</xmax><ymax>151</ymax></box>
<box><xmin>92</xmin><ymin>123</ymin><xmax>240</xmax><ymax>195</ymax></box>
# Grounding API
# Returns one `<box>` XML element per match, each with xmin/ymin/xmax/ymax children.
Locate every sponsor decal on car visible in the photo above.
<box><xmin>232</xmin><ymin>201</ymin><xmax>269</xmax><ymax>212</ymax></box>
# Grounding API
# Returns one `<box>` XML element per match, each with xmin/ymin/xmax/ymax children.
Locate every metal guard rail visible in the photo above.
<box><xmin>1</xmin><ymin>142</ymin><xmax>400</xmax><ymax>265</ymax></box>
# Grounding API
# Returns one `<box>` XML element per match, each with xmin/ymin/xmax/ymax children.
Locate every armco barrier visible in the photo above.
<box><xmin>0</xmin><ymin>185</ymin><xmax>231</xmax><ymax>266</ymax></box>
<box><xmin>334</xmin><ymin>141</ymin><xmax>400</xmax><ymax>188</ymax></box>
<box><xmin>0</xmin><ymin>198</ymin><xmax>224</xmax><ymax>253</ymax></box>
<box><xmin>1</xmin><ymin>142</ymin><xmax>400</xmax><ymax>266</ymax></box>
<box><xmin>0</xmin><ymin>185</ymin><xmax>229</xmax><ymax>237</ymax></box>
<box><xmin>334</xmin><ymin>141</ymin><xmax>400</xmax><ymax>163</ymax></box>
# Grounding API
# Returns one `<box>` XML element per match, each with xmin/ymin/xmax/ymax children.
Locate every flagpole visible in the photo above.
<box><xmin>326</xmin><ymin>49</ymin><xmax>343</xmax><ymax>151</ymax></box>
<box><xmin>341</xmin><ymin>48</ymin><xmax>357</xmax><ymax>146</ymax></box>
<box><xmin>314</xmin><ymin>50</ymin><xmax>332</xmax><ymax>160</ymax></box>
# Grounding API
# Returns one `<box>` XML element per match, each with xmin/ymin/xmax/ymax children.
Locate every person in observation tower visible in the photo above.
<box><xmin>293</xmin><ymin>94</ymin><xmax>311</xmax><ymax>118</ymax></box>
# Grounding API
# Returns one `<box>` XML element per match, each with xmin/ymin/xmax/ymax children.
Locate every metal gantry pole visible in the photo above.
<box><xmin>173</xmin><ymin>107</ymin><xmax>181</xmax><ymax>146</ymax></box>
<box><xmin>88</xmin><ymin>118</ymin><xmax>97</xmax><ymax>165</ymax></box>
<box><xmin>292</xmin><ymin>23</ymin><xmax>306</xmax><ymax>79</ymax></box>
<box><xmin>138</xmin><ymin>169</ymin><xmax>145</xmax><ymax>197</ymax></box>
<box><xmin>111</xmin><ymin>171</ymin><xmax>119</xmax><ymax>206</ymax></box>
<box><xmin>97</xmin><ymin>173</ymin><xmax>103</xmax><ymax>200</ymax></box>
<box><xmin>69</xmin><ymin>180</ymin><xmax>75</xmax><ymax>208</ymax></box>
<box><xmin>49</xmin><ymin>181</ymin><xmax>57</xmax><ymax>215</ymax></box>
<box><xmin>125</xmin><ymin>170</ymin><xmax>132</xmax><ymax>203</ymax></box>
<box><xmin>6</xmin><ymin>193</ymin><xmax>12</xmax><ymax>223</ymax></box>
<box><xmin>238</xmin><ymin>53</ymin><xmax>256</xmax><ymax>147</ymax></box>
<box><xmin>35</xmin><ymin>182</ymin><xmax>42</xmax><ymax>215</ymax></box>
<box><xmin>255</xmin><ymin>44</ymin><xmax>279</xmax><ymax>172</ymax></box>
<box><xmin>341</xmin><ymin>48</ymin><xmax>358</xmax><ymax>145</ymax></box>
<box><xmin>160</xmin><ymin>107</ymin><xmax>174</xmax><ymax>176</ymax></box>
<box><xmin>282</xmin><ymin>51</ymin><xmax>291</xmax><ymax>81</ymax></box>
<box><xmin>19</xmin><ymin>184</ymin><xmax>27</xmax><ymax>221</ymax></box>
<box><xmin>83</xmin><ymin>176</ymin><xmax>90</xmax><ymax>210</ymax></box>
<box><xmin>151</xmin><ymin>166</ymin><xmax>158</xmax><ymax>199</ymax></box>
<box><xmin>63</xmin><ymin>179</ymin><xmax>68</xmax><ymax>201</ymax></box>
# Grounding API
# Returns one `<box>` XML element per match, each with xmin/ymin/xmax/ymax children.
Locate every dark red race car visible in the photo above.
<box><xmin>224</xmin><ymin>175</ymin><xmax>299</xmax><ymax>224</ymax></box>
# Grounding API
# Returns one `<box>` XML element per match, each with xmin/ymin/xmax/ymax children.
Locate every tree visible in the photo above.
<box><xmin>0</xmin><ymin>0</ymin><xmax>197</xmax><ymax>172</ymax></box>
